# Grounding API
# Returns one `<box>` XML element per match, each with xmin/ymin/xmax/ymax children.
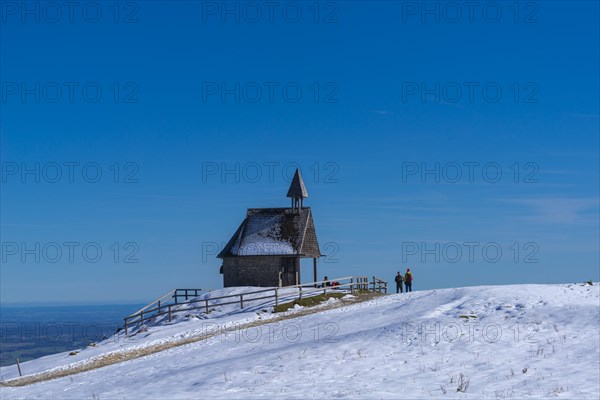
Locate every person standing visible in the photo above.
<box><xmin>404</xmin><ymin>269</ymin><xmax>413</xmax><ymax>292</ymax></box>
<box><xmin>394</xmin><ymin>272</ymin><xmax>404</xmax><ymax>293</ymax></box>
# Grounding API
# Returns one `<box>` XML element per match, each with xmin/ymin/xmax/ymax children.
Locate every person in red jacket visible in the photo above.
<box><xmin>404</xmin><ymin>269</ymin><xmax>413</xmax><ymax>292</ymax></box>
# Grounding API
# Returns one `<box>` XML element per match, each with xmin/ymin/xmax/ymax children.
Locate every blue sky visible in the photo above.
<box><xmin>1</xmin><ymin>1</ymin><xmax>598</xmax><ymax>305</ymax></box>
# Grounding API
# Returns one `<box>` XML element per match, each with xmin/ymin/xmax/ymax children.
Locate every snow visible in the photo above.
<box><xmin>236</xmin><ymin>239</ymin><xmax>295</xmax><ymax>256</ymax></box>
<box><xmin>1</xmin><ymin>283</ymin><xmax>599</xmax><ymax>399</ymax></box>
<box><xmin>0</xmin><ymin>286</ymin><xmax>338</xmax><ymax>381</ymax></box>
<box><xmin>232</xmin><ymin>214</ymin><xmax>296</xmax><ymax>255</ymax></box>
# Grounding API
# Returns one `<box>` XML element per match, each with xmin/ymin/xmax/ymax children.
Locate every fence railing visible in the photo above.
<box><xmin>174</xmin><ymin>289</ymin><xmax>205</xmax><ymax>303</ymax></box>
<box><xmin>371</xmin><ymin>276</ymin><xmax>388</xmax><ymax>294</ymax></box>
<box><xmin>125</xmin><ymin>289</ymin><xmax>177</xmax><ymax>324</ymax></box>
<box><xmin>123</xmin><ymin>276</ymin><xmax>387</xmax><ymax>335</ymax></box>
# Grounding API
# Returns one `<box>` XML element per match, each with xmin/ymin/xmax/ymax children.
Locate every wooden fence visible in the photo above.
<box><xmin>123</xmin><ymin>276</ymin><xmax>387</xmax><ymax>335</ymax></box>
<box><xmin>371</xmin><ymin>276</ymin><xmax>388</xmax><ymax>293</ymax></box>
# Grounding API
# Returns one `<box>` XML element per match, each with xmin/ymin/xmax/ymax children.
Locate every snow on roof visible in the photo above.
<box><xmin>218</xmin><ymin>207</ymin><xmax>320</xmax><ymax>258</ymax></box>
<box><xmin>232</xmin><ymin>212</ymin><xmax>295</xmax><ymax>256</ymax></box>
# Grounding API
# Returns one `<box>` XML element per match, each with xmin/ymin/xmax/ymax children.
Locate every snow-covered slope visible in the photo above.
<box><xmin>1</xmin><ymin>283</ymin><xmax>599</xmax><ymax>399</ymax></box>
<box><xmin>0</xmin><ymin>286</ymin><xmax>338</xmax><ymax>381</ymax></box>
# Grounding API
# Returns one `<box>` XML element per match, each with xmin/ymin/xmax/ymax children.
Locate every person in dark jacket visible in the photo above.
<box><xmin>404</xmin><ymin>269</ymin><xmax>413</xmax><ymax>292</ymax></box>
<box><xmin>394</xmin><ymin>272</ymin><xmax>404</xmax><ymax>293</ymax></box>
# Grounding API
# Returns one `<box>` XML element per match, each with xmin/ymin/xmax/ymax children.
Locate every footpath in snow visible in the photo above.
<box><xmin>1</xmin><ymin>283</ymin><xmax>599</xmax><ymax>399</ymax></box>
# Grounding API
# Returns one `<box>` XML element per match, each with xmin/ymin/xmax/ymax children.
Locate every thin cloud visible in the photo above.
<box><xmin>499</xmin><ymin>197</ymin><xmax>599</xmax><ymax>225</ymax></box>
<box><xmin>368</xmin><ymin>110</ymin><xmax>394</xmax><ymax>115</ymax></box>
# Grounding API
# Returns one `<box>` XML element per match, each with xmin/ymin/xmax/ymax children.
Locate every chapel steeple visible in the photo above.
<box><xmin>286</xmin><ymin>168</ymin><xmax>309</xmax><ymax>210</ymax></box>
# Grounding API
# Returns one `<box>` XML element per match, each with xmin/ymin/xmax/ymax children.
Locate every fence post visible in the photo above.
<box><xmin>168</xmin><ymin>305</ymin><xmax>172</xmax><ymax>322</ymax></box>
<box><xmin>350</xmin><ymin>277</ymin><xmax>354</xmax><ymax>294</ymax></box>
<box><xmin>299</xmin><ymin>286</ymin><xmax>303</xmax><ymax>300</ymax></box>
<box><xmin>124</xmin><ymin>319</ymin><xmax>128</xmax><ymax>335</ymax></box>
<box><xmin>16</xmin><ymin>358</ymin><xmax>22</xmax><ymax>377</ymax></box>
<box><xmin>205</xmin><ymin>299</ymin><xmax>209</xmax><ymax>314</ymax></box>
<box><xmin>275</xmin><ymin>288</ymin><xmax>279</xmax><ymax>307</ymax></box>
<box><xmin>174</xmin><ymin>291</ymin><xmax>178</xmax><ymax>304</ymax></box>
<box><xmin>240</xmin><ymin>294</ymin><xmax>244</xmax><ymax>309</ymax></box>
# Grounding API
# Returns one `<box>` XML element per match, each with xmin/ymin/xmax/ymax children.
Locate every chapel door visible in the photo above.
<box><xmin>280</xmin><ymin>258</ymin><xmax>297</xmax><ymax>287</ymax></box>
